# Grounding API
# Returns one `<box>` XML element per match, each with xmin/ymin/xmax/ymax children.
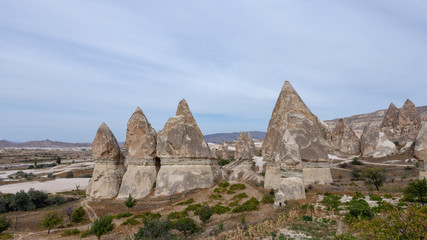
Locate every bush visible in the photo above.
<box><xmin>173</xmin><ymin>217</ymin><xmax>200</xmax><ymax>236</ymax></box>
<box><xmin>321</xmin><ymin>193</ymin><xmax>342</xmax><ymax>211</ymax></box>
<box><xmin>61</xmin><ymin>228</ymin><xmax>80</xmax><ymax>236</ymax></box>
<box><xmin>167</xmin><ymin>211</ymin><xmax>188</xmax><ymax>220</ymax></box>
<box><xmin>218</xmin><ymin>182</ymin><xmax>230</xmax><ymax>188</ymax></box>
<box><xmin>47</xmin><ymin>173</ymin><xmax>55</xmax><ymax>178</ymax></box>
<box><xmin>229</xmin><ymin>183</ymin><xmax>246</xmax><ymax>191</ymax></box>
<box><xmin>134</xmin><ymin>212</ymin><xmax>161</xmax><ymax>222</ymax></box>
<box><xmin>214</xmin><ymin>187</ymin><xmax>225</xmax><ymax>193</ymax></box>
<box><xmin>362</xmin><ymin>168</ymin><xmax>386</xmax><ymax>191</ymax></box>
<box><xmin>134</xmin><ymin>218</ymin><xmax>173</xmax><ymax>240</ymax></box>
<box><xmin>232</xmin><ymin>197</ymin><xmax>259</xmax><ymax>213</ymax></box>
<box><xmin>184</xmin><ymin>203</ymin><xmax>202</xmax><ymax>214</ymax></box>
<box><xmin>209</xmin><ymin>194</ymin><xmax>223</xmax><ymax>200</ymax></box>
<box><xmin>0</xmin><ymin>215</ymin><xmax>10</xmax><ymax>234</ymax></box>
<box><xmin>369</xmin><ymin>194</ymin><xmax>382</xmax><ymax>202</ymax></box>
<box><xmin>211</xmin><ymin>203</ymin><xmax>230</xmax><ymax>215</ymax></box>
<box><xmin>403</xmin><ymin>178</ymin><xmax>427</xmax><ymax>204</ymax></box>
<box><xmin>302</xmin><ymin>215</ymin><xmax>313</xmax><ymax>221</ymax></box>
<box><xmin>90</xmin><ymin>215</ymin><xmax>114</xmax><ymax>240</ymax></box>
<box><xmin>351</xmin><ymin>170</ymin><xmax>361</xmax><ymax>179</ymax></box>
<box><xmin>232</xmin><ymin>192</ymin><xmax>248</xmax><ymax>201</ymax></box>
<box><xmin>345</xmin><ymin>199</ymin><xmax>374</xmax><ymax>222</ymax></box>
<box><xmin>122</xmin><ymin>217</ymin><xmax>140</xmax><ymax>225</ymax></box>
<box><xmin>114</xmin><ymin>212</ymin><xmax>132</xmax><ymax>219</ymax></box>
<box><xmin>226</xmin><ymin>190</ymin><xmax>236</xmax><ymax>194</ymax></box>
<box><xmin>80</xmin><ymin>174</ymin><xmax>92</xmax><ymax>178</ymax></box>
<box><xmin>218</xmin><ymin>159</ymin><xmax>231</xmax><ymax>166</ymax></box>
<box><xmin>198</xmin><ymin>206</ymin><xmax>213</xmax><ymax>223</ymax></box>
<box><xmin>334</xmin><ymin>233</ymin><xmax>357</xmax><ymax>240</ymax></box>
<box><xmin>351</xmin><ymin>157</ymin><xmax>363</xmax><ymax>165</ymax></box>
<box><xmin>124</xmin><ymin>194</ymin><xmax>137</xmax><ymax>210</ymax></box>
<box><xmin>229</xmin><ymin>200</ymin><xmax>239</xmax><ymax>207</ymax></box>
<box><xmin>28</xmin><ymin>188</ymin><xmax>48</xmax><ymax>209</ymax></box>
<box><xmin>261</xmin><ymin>194</ymin><xmax>274</xmax><ymax>204</ymax></box>
<box><xmin>71</xmin><ymin>206</ymin><xmax>86</xmax><ymax>223</ymax></box>
<box><xmin>177</xmin><ymin>198</ymin><xmax>194</xmax><ymax>205</ymax></box>
<box><xmin>41</xmin><ymin>212</ymin><xmax>63</xmax><ymax>234</ymax></box>
<box><xmin>66</xmin><ymin>171</ymin><xmax>74</xmax><ymax>178</ymax></box>
<box><xmin>49</xmin><ymin>195</ymin><xmax>65</xmax><ymax>205</ymax></box>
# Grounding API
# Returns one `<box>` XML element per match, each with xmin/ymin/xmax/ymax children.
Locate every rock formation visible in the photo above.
<box><xmin>220</xmin><ymin>142</ymin><xmax>232</xmax><ymax>160</ymax></box>
<box><xmin>263</xmin><ymin>81</ymin><xmax>332</xmax><ymax>191</ymax></box>
<box><xmin>235</xmin><ymin>132</ymin><xmax>252</xmax><ymax>160</ymax></box>
<box><xmin>117</xmin><ymin>107</ymin><xmax>158</xmax><ymax>199</ymax></box>
<box><xmin>274</xmin><ymin>177</ymin><xmax>306</xmax><ymax>208</ymax></box>
<box><xmin>361</xmin><ymin>126</ymin><xmax>397</xmax><ymax>158</ymax></box>
<box><xmin>155</xmin><ymin>99</ymin><xmax>219</xmax><ymax>196</ymax></box>
<box><xmin>380</xmin><ymin>100</ymin><xmax>421</xmax><ymax>145</ymax></box>
<box><xmin>247</xmin><ymin>132</ymin><xmax>257</xmax><ymax>156</ymax></box>
<box><xmin>415</xmin><ymin>123</ymin><xmax>427</xmax><ymax>179</ymax></box>
<box><xmin>87</xmin><ymin>123</ymin><xmax>125</xmax><ymax>199</ymax></box>
<box><xmin>331</xmin><ymin>119</ymin><xmax>360</xmax><ymax>155</ymax></box>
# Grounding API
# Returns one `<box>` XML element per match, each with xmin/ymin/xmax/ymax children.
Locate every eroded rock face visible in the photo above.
<box><xmin>247</xmin><ymin>132</ymin><xmax>256</xmax><ymax>156</ymax></box>
<box><xmin>332</xmin><ymin>119</ymin><xmax>360</xmax><ymax>155</ymax></box>
<box><xmin>262</xmin><ymin>81</ymin><xmax>330</xmax><ymax>164</ymax></box>
<box><xmin>263</xmin><ymin>81</ymin><xmax>331</xmax><ymax>190</ymax></box>
<box><xmin>117</xmin><ymin>107</ymin><xmax>158</xmax><ymax>199</ymax></box>
<box><xmin>88</xmin><ymin>123</ymin><xmax>125</xmax><ymax>199</ymax></box>
<box><xmin>235</xmin><ymin>132</ymin><xmax>252</xmax><ymax>160</ymax></box>
<box><xmin>274</xmin><ymin>177</ymin><xmax>306</xmax><ymax>208</ymax></box>
<box><xmin>361</xmin><ymin>126</ymin><xmax>397</xmax><ymax>158</ymax></box>
<box><xmin>220</xmin><ymin>142</ymin><xmax>232</xmax><ymax>160</ymax></box>
<box><xmin>381</xmin><ymin>100</ymin><xmax>421</xmax><ymax>145</ymax></box>
<box><xmin>155</xmin><ymin>99</ymin><xmax>218</xmax><ymax>196</ymax></box>
<box><xmin>415</xmin><ymin>122</ymin><xmax>427</xmax><ymax>163</ymax></box>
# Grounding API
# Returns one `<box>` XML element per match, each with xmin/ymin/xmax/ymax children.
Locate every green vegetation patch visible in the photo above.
<box><xmin>232</xmin><ymin>197</ymin><xmax>259</xmax><ymax>213</ymax></box>
<box><xmin>177</xmin><ymin>198</ymin><xmax>194</xmax><ymax>205</ymax></box>
<box><xmin>229</xmin><ymin>183</ymin><xmax>246</xmax><ymax>191</ymax></box>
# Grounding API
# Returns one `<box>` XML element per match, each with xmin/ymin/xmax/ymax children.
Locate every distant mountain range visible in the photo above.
<box><xmin>0</xmin><ymin>139</ymin><xmax>91</xmax><ymax>148</ymax></box>
<box><xmin>2</xmin><ymin>105</ymin><xmax>425</xmax><ymax>147</ymax></box>
<box><xmin>204</xmin><ymin>131</ymin><xmax>266</xmax><ymax>144</ymax></box>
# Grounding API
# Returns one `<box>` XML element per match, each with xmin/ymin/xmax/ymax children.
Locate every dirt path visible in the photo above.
<box><xmin>82</xmin><ymin>199</ymin><xmax>97</xmax><ymax>222</ymax></box>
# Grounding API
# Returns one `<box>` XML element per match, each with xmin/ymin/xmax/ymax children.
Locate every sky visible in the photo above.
<box><xmin>0</xmin><ymin>0</ymin><xmax>426</xmax><ymax>143</ymax></box>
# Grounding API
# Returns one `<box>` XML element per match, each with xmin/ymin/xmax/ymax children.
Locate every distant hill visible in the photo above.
<box><xmin>0</xmin><ymin>139</ymin><xmax>91</xmax><ymax>148</ymax></box>
<box><xmin>324</xmin><ymin>105</ymin><xmax>427</xmax><ymax>130</ymax></box>
<box><xmin>204</xmin><ymin>131</ymin><xmax>266</xmax><ymax>144</ymax></box>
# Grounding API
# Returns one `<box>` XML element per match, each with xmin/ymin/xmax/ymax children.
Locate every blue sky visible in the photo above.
<box><xmin>1</xmin><ymin>0</ymin><xmax>426</xmax><ymax>142</ymax></box>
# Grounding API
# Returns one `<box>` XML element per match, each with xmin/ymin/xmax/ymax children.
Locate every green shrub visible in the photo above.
<box><xmin>302</xmin><ymin>215</ymin><xmax>313</xmax><ymax>221</ymax></box>
<box><xmin>351</xmin><ymin>157</ymin><xmax>363</xmax><ymax>165</ymax></box>
<box><xmin>261</xmin><ymin>194</ymin><xmax>274</xmax><ymax>204</ymax></box>
<box><xmin>321</xmin><ymin>193</ymin><xmax>342</xmax><ymax>211</ymax></box>
<box><xmin>177</xmin><ymin>198</ymin><xmax>194</xmax><ymax>205</ymax></box>
<box><xmin>231</xmin><ymin>192</ymin><xmax>248</xmax><ymax>201</ymax></box>
<box><xmin>229</xmin><ymin>183</ymin><xmax>246</xmax><ymax>191</ymax></box>
<box><xmin>41</xmin><ymin>212</ymin><xmax>63</xmax><ymax>234</ymax></box>
<box><xmin>65</xmin><ymin>171</ymin><xmax>74</xmax><ymax>178</ymax></box>
<box><xmin>369</xmin><ymin>194</ymin><xmax>383</xmax><ymax>202</ymax></box>
<box><xmin>90</xmin><ymin>215</ymin><xmax>114</xmax><ymax>240</ymax></box>
<box><xmin>209</xmin><ymin>194</ymin><xmax>223</xmax><ymax>200</ymax></box>
<box><xmin>173</xmin><ymin>217</ymin><xmax>200</xmax><ymax>236</ymax></box>
<box><xmin>351</xmin><ymin>169</ymin><xmax>361</xmax><ymax>179</ymax></box>
<box><xmin>47</xmin><ymin>173</ymin><xmax>55</xmax><ymax>178</ymax></box>
<box><xmin>300</xmin><ymin>203</ymin><xmax>315</xmax><ymax>210</ymax></box>
<box><xmin>134</xmin><ymin>218</ymin><xmax>173</xmax><ymax>240</ymax></box>
<box><xmin>402</xmin><ymin>178</ymin><xmax>427</xmax><ymax>204</ymax></box>
<box><xmin>167</xmin><ymin>211</ymin><xmax>188</xmax><ymax>220</ymax></box>
<box><xmin>134</xmin><ymin>212</ymin><xmax>161</xmax><ymax>222</ymax></box>
<box><xmin>114</xmin><ymin>212</ymin><xmax>132</xmax><ymax>219</ymax></box>
<box><xmin>124</xmin><ymin>194</ymin><xmax>137</xmax><ymax>210</ymax></box>
<box><xmin>184</xmin><ymin>203</ymin><xmax>202</xmax><ymax>214</ymax></box>
<box><xmin>71</xmin><ymin>206</ymin><xmax>86</xmax><ymax>223</ymax></box>
<box><xmin>122</xmin><ymin>217</ymin><xmax>140</xmax><ymax>225</ymax></box>
<box><xmin>229</xmin><ymin>200</ymin><xmax>239</xmax><ymax>207</ymax></box>
<box><xmin>218</xmin><ymin>182</ymin><xmax>230</xmax><ymax>188</ymax></box>
<box><xmin>214</xmin><ymin>187</ymin><xmax>226</xmax><ymax>193</ymax></box>
<box><xmin>211</xmin><ymin>203</ymin><xmax>230</xmax><ymax>215</ymax></box>
<box><xmin>226</xmin><ymin>190</ymin><xmax>236</xmax><ymax>194</ymax></box>
<box><xmin>232</xmin><ymin>197</ymin><xmax>259</xmax><ymax>213</ymax></box>
<box><xmin>345</xmin><ymin>199</ymin><xmax>374</xmax><ymax>222</ymax></box>
<box><xmin>218</xmin><ymin>159</ymin><xmax>231</xmax><ymax>166</ymax></box>
<box><xmin>352</xmin><ymin>192</ymin><xmax>364</xmax><ymax>200</ymax></box>
<box><xmin>61</xmin><ymin>228</ymin><xmax>80</xmax><ymax>236</ymax></box>
<box><xmin>0</xmin><ymin>215</ymin><xmax>11</xmax><ymax>234</ymax></box>
<box><xmin>80</xmin><ymin>174</ymin><xmax>92</xmax><ymax>178</ymax></box>
<box><xmin>334</xmin><ymin>233</ymin><xmax>357</xmax><ymax>240</ymax></box>
<box><xmin>384</xmin><ymin>193</ymin><xmax>393</xmax><ymax>199</ymax></box>
<box><xmin>198</xmin><ymin>206</ymin><xmax>213</xmax><ymax>223</ymax></box>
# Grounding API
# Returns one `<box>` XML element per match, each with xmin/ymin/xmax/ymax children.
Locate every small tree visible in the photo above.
<box><xmin>174</xmin><ymin>217</ymin><xmax>200</xmax><ymax>237</ymax></box>
<box><xmin>0</xmin><ymin>215</ymin><xmax>11</xmax><ymax>234</ymax></box>
<box><xmin>198</xmin><ymin>206</ymin><xmax>213</xmax><ymax>223</ymax></box>
<box><xmin>41</xmin><ymin>212</ymin><xmax>63</xmax><ymax>234</ymax></box>
<box><xmin>362</xmin><ymin>168</ymin><xmax>386</xmax><ymax>191</ymax></box>
<box><xmin>403</xmin><ymin>178</ymin><xmax>427</xmax><ymax>204</ymax></box>
<box><xmin>56</xmin><ymin>156</ymin><xmax>61</xmax><ymax>164</ymax></box>
<box><xmin>91</xmin><ymin>215</ymin><xmax>114</xmax><ymax>240</ymax></box>
<box><xmin>66</xmin><ymin>171</ymin><xmax>74</xmax><ymax>178</ymax></box>
<box><xmin>124</xmin><ymin>194</ymin><xmax>137</xmax><ymax>212</ymax></box>
<box><xmin>71</xmin><ymin>206</ymin><xmax>86</xmax><ymax>223</ymax></box>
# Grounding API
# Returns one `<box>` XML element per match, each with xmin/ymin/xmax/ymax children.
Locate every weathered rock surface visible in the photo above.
<box><xmin>274</xmin><ymin>177</ymin><xmax>306</xmax><ymax>208</ymax></box>
<box><xmin>303</xmin><ymin>168</ymin><xmax>333</xmax><ymax>185</ymax></box>
<box><xmin>381</xmin><ymin>100</ymin><xmax>421</xmax><ymax>145</ymax></box>
<box><xmin>117</xmin><ymin>107</ymin><xmax>158</xmax><ymax>199</ymax></box>
<box><xmin>332</xmin><ymin>119</ymin><xmax>360</xmax><ymax>155</ymax></box>
<box><xmin>235</xmin><ymin>132</ymin><xmax>252</xmax><ymax>160</ymax></box>
<box><xmin>415</xmin><ymin>122</ymin><xmax>427</xmax><ymax>162</ymax></box>
<box><xmin>262</xmin><ymin>81</ymin><xmax>330</xmax><ymax>163</ymax></box>
<box><xmin>247</xmin><ymin>132</ymin><xmax>256</xmax><ymax>156</ymax></box>
<box><xmin>263</xmin><ymin>81</ymin><xmax>331</xmax><ymax>190</ymax></box>
<box><xmin>155</xmin><ymin>99</ymin><xmax>218</xmax><ymax>196</ymax></box>
<box><xmin>220</xmin><ymin>142</ymin><xmax>233</xmax><ymax>160</ymax></box>
<box><xmin>87</xmin><ymin>123</ymin><xmax>125</xmax><ymax>199</ymax></box>
<box><xmin>361</xmin><ymin>126</ymin><xmax>397</xmax><ymax>158</ymax></box>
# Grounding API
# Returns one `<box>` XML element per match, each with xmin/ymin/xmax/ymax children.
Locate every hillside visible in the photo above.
<box><xmin>204</xmin><ymin>131</ymin><xmax>266</xmax><ymax>143</ymax></box>
<box><xmin>0</xmin><ymin>139</ymin><xmax>91</xmax><ymax>148</ymax></box>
